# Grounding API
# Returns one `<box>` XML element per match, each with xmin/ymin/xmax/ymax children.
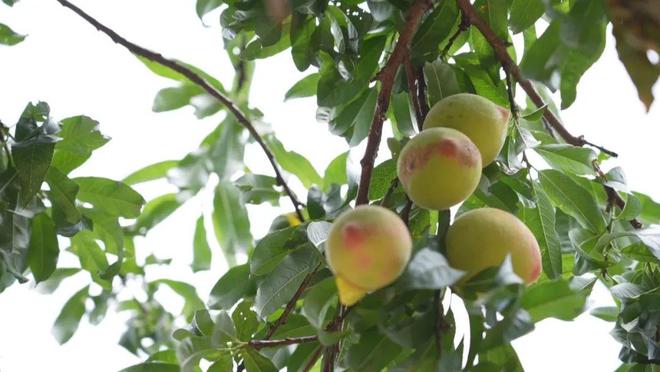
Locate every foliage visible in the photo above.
<box><xmin>1</xmin><ymin>0</ymin><xmax>659</xmax><ymax>371</ymax></box>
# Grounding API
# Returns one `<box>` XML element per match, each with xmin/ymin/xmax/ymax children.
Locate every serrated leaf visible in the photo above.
<box><xmin>255</xmin><ymin>245</ymin><xmax>320</xmax><ymax>318</ymax></box>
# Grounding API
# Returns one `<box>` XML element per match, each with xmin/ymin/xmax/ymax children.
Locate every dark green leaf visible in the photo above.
<box><xmin>509</xmin><ymin>0</ymin><xmax>544</xmax><ymax>34</ymax></box>
<box><xmin>255</xmin><ymin>244</ymin><xmax>320</xmax><ymax>318</ymax></box>
<box><xmin>520</xmin><ymin>184</ymin><xmax>562</xmax><ymax>279</ymax></box>
<box><xmin>251</xmin><ymin>227</ymin><xmax>296</xmax><ymax>276</ymax></box>
<box><xmin>301</xmin><ymin>277</ymin><xmax>337</xmax><ymax>328</ymax></box>
<box><xmin>27</xmin><ymin>213</ymin><xmax>59</xmax><ymax>283</ymax></box>
<box><xmin>120</xmin><ymin>363</ymin><xmax>179</xmax><ymax>372</ymax></box>
<box><xmin>196</xmin><ymin>0</ymin><xmax>223</xmax><ymax>19</ymax></box>
<box><xmin>424</xmin><ymin>60</ymin><xmax>464</xmax><ymax>106</ymax></box>
<box><xmin>534</xmin><ymin>144</ymin><xmax>596</xmax><ymax>175</ymax></box>
<box><xmin>400</xmin><ymin>248</ymin><xmax>464</xmax><ymax>289</ymax></box>
<box><xmin>346</xmin><ymin>328</ymin><xmax>402</xmax><ymax>371</ymax></box>
<box><xmin>285</xmin><ymin>73</ymin><xmax>320</xmax><ymax>101</ymax></box>
<box><xmin>209</xmin><ymin>264</ymin><xmax>252</xmax><ymax>310</ymax></box>
<box><xmin>368</xmin><ymin>159</ymin><xmax>396</xmax><ymax>201</ymax></box>
<box><xmin>45</xmin><ymin>167</ymin><xmax>81</xmax><ymax>226</ymax></box>
<box><xmin>241</xmin><ymin>348</ymin><xmax>278</xmax><ymax>372</ymax></box>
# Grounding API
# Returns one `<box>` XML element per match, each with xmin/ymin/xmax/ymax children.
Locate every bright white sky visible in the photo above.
<box><xmin>0</xmin><ymin>0</ymin><xmax>658</xmax><ymax>371</ymax></box>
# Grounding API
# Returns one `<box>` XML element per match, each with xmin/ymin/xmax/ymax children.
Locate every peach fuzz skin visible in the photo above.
<box><xmin>397</xmin><ymin>127</ymin><xmax>482</xmax><ymax>211</ymax></box>
<box><xmin>423</xmin><ymin>93</ymin><xmax>510</xmax><ymax>167</ymax></box>
<box><xmin>326</xmin><ymin>205</ymin><xmax>412</xmax><ymax>306</ymax></box>
<box><xmin>446</xmin><ymin>208</ymin><xmax>542</xmax><ymax>285</ymax></box>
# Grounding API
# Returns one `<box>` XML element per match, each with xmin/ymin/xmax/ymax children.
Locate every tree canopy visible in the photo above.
<box><xmin>1</xmin><ymin>0</ymin><xmax>659</xmax><ymax>371</ymax></box>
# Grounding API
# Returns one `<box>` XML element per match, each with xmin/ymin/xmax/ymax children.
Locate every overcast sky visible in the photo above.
<box><xmin>0</xmin><ymin>0</ymin><xmax>658</xmax><ymax>371</ymax></box>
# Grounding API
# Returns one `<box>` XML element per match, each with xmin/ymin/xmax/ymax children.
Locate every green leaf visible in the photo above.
<box><xmin>192</xmin><ymin>215</ymin><xmax>212</xmax><ymax>272</ymax></box>
<box><xmin>45</xmin><ymin>167</ymin><xmax>81</xmax><ymax>226</ymax></box>
<box><xmin>538</xmin><ymin>170</ymin><xmax>606</xmax><ymax>233</ymax></box>
<box><xmin>368</xmin><ymin>159</ymin><xmax>396</xmax><ymax>201</ymax></box>
<box><xmin>136</xmin><ymin>56</ymin><xmax>225</xmax><ymax>92</ymax></box>
<box><xmin>154</xmin><ymin>279</ymin><xmax>205</xmax><ymax>321</ymax></box>
<box><xmin>123</xmin><ymin>160</ymin><xmax>179</xmax><ymax>185</ymax></box>
<box><xmin>520</xmin><ymin>184</ymin><xmax>562</xmax><ymax>279</ymax></box>
<box><xmin>423</xmin><ymin>60</ymin><xmax>464</xmax><ymax>107</ymax></box>
<box><xmin>241</xmin><ymin>348</ymin><xmax>278</xmax><ymax>372</ymax></box>
<box><xmin>74</xmin><ymin>177</ymin><xmax>145</xmax><ymax>218</ymax></box>
<box><xmin>390</xmin><ymin>92</ymin><xmax>417</xmax><ymax>137</ymax></box>
<box><xmin>521</xmin><ymin>279</ymin><xmax>591</xmax><ymax>322</ymax></box>
<box><xmin>251</xmin><ymin>227</ymin><xmax>296</xmax><ymax>276</ymax></box>
<box><xmin>235</xmin><ymin>173</ymin><xmax>280</xmax><ymax>205</ymax></box>
<box><xmin>27</xmin><ymin>213</ymin><xmax>59</xmax><ymax>283</ymax></box>
<box><xmin>132</xmin><ymin>193</ymin><xmax>183</xmax><ymax>234</ymax></box>
<box><xmin>212</xmin><ymin>181</ymin><xmax>252</xmax><ymax>264</ymax></box>
<box><xmin>255</xmin><ymin>244</ymin><xmax>320</xmax><ymax>318</ymax></box>
<box><xmin>0</xmin><ymin>22</ymin><xmax>25</xmax><ymax>45</ymax></box>
<box><xmin>120</xmin><ymin>363</ymin><xmax>180</xmax><ymax>372</ymax></box>
<box><xmin>52</xmin><ymin>286</ymin><xmax>88</xmax><ymax>344</ymax></box>
<box><xmin>590</xmin><ymin>306</ymin><xmax>618</xmax><ymax>322</ymax></box>
<box><xmin>534</xmin><ymin>144</ymin><xmax>596</xmax><ymax>175</ymax></box>
<box><xmin>330</xmin><ymin>87</ymin><xmax>379</xmax><ymax>146</ymax></box>
<box><xmin>306</xmin><ymin>221</ymin><xmax>332</xmax><ymax>249</ymax></box>
<box><xmin>35</xmin><ymin>268</ymin><xmax>80</xmax><ymax>294</ymax></box>
<box><xmin>267</xmin><ymin>137</ymin><xmax>322</xmax><ymax>188</ymax></box>
<box><xmin>346</xmin><ymin>328</ymin><xmax>402</xmax><ymax>371</ymax></box>
<box><xmin>70</xmin><ymin>232</ymin><xmax>109</xmax><ymax>288</ymax></box>
<box><xmin>509</xmin><ymin>0</ymin><xmax>545</xmax><ymax>34</ymax></box>
<box><xmin>52</xmin><ymin>116</ymin><xmax>109</xmax><ymax>174</ymax></box>
<box><xmin>196</xmin><ymin>0</ymin><xmax>223</xmax><ymax>19</ymax></box>
<box><xmin>634</xmin><ymin>192</ymin><xmax>660</xmax><ymax>225</ymax></box>
<box><xmin>285</xmin><ymin>73</ymin><xmax>320</xmax><ymax>101</ymax></box>
<box><xmin>208</xmin><ymin>264</ymin><xmax>253</xmax><ymax>310</ymax></box>
<box><xmin>323</xmin><ymin>152</ymin><xmax>348</xmax><ymax>189</ymax></box>
<box><xmin>302</xmin><ymin>277</ymin><xmax>337</xmax><ymax>329</ymax></box>
<box><xmin>411</xmin><ymin>0</ymin><xmax>459</xmax><ymax>60</ymax></box>
<box><xmin>400</xmin><ymin>248</ymin><xmax>464</xmax><ymax>289</ymax></box>
<box><xmin>232</xmin><ymin>301</ymin><xmax>259</xmax><ymax>341</ymax></box>
<box><xmin>152</xmin><ymin>85</ymin><xmax>202</xmax><ymax>112</ymax></box>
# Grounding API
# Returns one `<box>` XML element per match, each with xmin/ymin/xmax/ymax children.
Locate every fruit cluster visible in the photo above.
<box><xmin>326</xmin><ymin>93</ymin><xmax>542</xmax><ymax>305</ymax></box>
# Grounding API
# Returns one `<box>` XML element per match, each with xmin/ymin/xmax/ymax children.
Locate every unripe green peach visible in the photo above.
<box><xmin>446</xmin><ymin>208</ymin><xmax>541</xmax><ymax>284</ymax></box>
<box><xmin>423</xmin><ymin>93</ymin><xmax>510</xmax><ymax>166</ymax></box>
<box><xmin>397</xmin><ymin>127</ymin><xmax>482</xmax><ymax>210</ymax></box>
<box><xmin>326</xmin><ymin>205</ymin><xmax>412</xmax><ymax>306</ymax></box>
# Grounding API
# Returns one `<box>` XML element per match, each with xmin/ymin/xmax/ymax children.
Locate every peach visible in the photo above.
<box><xmin>446</xmin><ymin>208</ymin><xmax>542</xmax><ymax>284</ymax></box>
<box><xmin>423</xmin><ymin>93</ymin><xmax>510</xmax><ymax>166</ymax></box>
<box><xmin>326</xmin><ymin>205</ymin><xmax>412</xmax><ymax>305</ymax></box>
<box><xmin>397</xmin><ymin>127</ymin><xmax>482</xmax><ymax>210</ymax></box>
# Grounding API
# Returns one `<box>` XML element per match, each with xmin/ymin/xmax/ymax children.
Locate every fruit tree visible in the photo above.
<box><xmin>0</xmin><ymin>0</ymin><xmax>659</xmax><ymax>371</ymax></box>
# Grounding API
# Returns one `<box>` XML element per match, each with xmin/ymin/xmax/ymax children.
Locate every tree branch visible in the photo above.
<box><xmin>264</xmin><ymin>264</ymin><xmax>321</xmax><ymax>339</ymax></box>
<box><xmin>55</xmin><ymin>0</ymin><xmax>305</xmax><ymax>222</ymax></box>
<box><xmin>249</xmin><ymin>335</ymin><xmax>318</xmax><ymax>349</ymax></box>
<box><xmin>355</xmin><ymin>0</ymin><xmax>433</xmax><ymax>205</ymax></box>
<box><xmin>455</xmin><ymin>0</ymin><xmax>641</xmax><ymax>229</ymax></box>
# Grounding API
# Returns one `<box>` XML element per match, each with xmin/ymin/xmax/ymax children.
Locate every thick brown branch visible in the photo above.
<box><xmin>355</xmin><ymin>0</ymin><xmax>433</xmax><ymax>205</ymax></box>
<box><xmin>249</xmin><ymin>335</ymin><xmax>318</xmax><ymax>349</ymax></box>
<box><xmin>456</xmin><ymin>0</ymin><xmax>640</xmax><ymax>229</ymax></box>
<box><xmin>56</xmin><ymin>0</ymin><xmax>305</xmax><ymax>221</ymax></box>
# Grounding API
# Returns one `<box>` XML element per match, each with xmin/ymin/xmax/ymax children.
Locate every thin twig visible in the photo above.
<box><xmin>55</xmin><ymin>0</ymin><xmax>305</xmax><ymax>222</ymax></box>
<box><xmin>503</xmin><ymin>66</ymin><xmax>518</xmax><ymax>119</ymax></box>
<box><xmin>303</xmin><ymin>345</ymin><xmax>324</xmax><ymax>372</ymax></box>
<box><xmin>404</xmin><ymin>57</ymin><xmax>424</xmax><ymax>128</ymax></box>
<box><xmin>265</xmin><ymin>264</ymin><xmax>321</xmax><ymax>339</ymax></box>
<box><xmin>249</xmin><ymin>335</ymin><xmax>318</xmax><ymax>349</ymax></box>
<box><xmin>440</xmin><ymin>11</ymin><xmax>470</xmax><ymax>60</ymax></box>
<box><xmin>355</xmin><ymin>0</ymin><xmax>433</xmax><ymax>206</ymax></box>
<box><xmin>416</xmin><ymin>65</ymin><xmax>430</xmax><ymax>119</ymax></box>
<box><xmin>455</xmin><ymin>0</ymin><xmax>640</xmax><ymax>229</ymax></box>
